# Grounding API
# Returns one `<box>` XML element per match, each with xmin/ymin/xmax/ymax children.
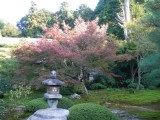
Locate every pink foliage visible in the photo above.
<box><xmin>13</xmin><ymin>17</ymin><xmax>130</xmax><ymax>70</ymax></box>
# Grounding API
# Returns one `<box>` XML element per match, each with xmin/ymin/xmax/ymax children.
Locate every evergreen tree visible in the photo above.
<box><xmin>17</xmin><ymin>1</ymin><xmax>52</xmax><ymax>37</ymax></box>
<box><xmin>74</xmin><ymin>4</ymin><xmax>94</xmax><ymax>21</ymax></box>
<box><xmin>94</xmin><ymin>0</ymin><xmax>124</xmax><ymax>39</ymax></box>
<box><xmin>140</xmin><ymin>0</ymin><xmax>160</xmax><ymax>88</ymax></box>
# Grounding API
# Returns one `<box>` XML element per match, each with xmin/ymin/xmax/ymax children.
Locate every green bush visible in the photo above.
<box><xmin>128</xmin><ymin>83</ymin><xmax>144</xmax><ymax>90</ymax></box>
<box><xmin>58</xmin><ymin>97</ymin><xmax>74</xmax><ymax>109</ymax></box>
<box><xmin>148</xmin><ymin>86</ymin><xmax>156</xmax><ymax>90</ymax></box>
<box><xmin>94</xmin><ymin>73</ymin><xmax>115</xmax><ymax>87</ymax></box>
<box><xmin>60</xmin><ymin>86</ymin><xmax>73</xmax><ymax>95</ymax></box>
<box><xmin>142</xmin><ymin>69</ymin><xmax>160</xmax><ymax>88</ymax></box>
<box><xmin>90</xmin><ymin>83</ymin><xmax>106</xmax><ymax>90</ymax></box>
<box><xmin>0</xmin><ymin>58</ymin><xmax>19</xmax><ymax>79</ymax></box>
<box><xmin>73</xmin><ymin>84</ymin><xmax>85</xmax><ymax>94</ymax></box>
<box><xmin>25</xmin><ymin>98</ymin><xmax>49</xmax><ymax>112</ymax></box>
<box><xmin>68</xmin><ymin>103</ymin><xmax>118</xmax><ymax>120</ymax></box>
<box><xmin>0</xmin><ymin>75</ymin><xmax>11</xmax><ymax>93</ymax></box>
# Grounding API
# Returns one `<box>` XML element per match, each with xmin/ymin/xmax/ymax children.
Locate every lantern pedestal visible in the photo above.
<box><xmin>44</xmin><ymin>93</ymin><xmax>62</xmax><ymax>108</ymax></box>
<box><xmin>27</xmin><ymin>108</ymin><xmax>69</xmax><ymax>120</ymax></box>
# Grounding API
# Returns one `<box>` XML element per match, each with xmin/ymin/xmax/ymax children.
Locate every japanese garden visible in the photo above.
<box><xmin>0</xmin><ymin>0</ymin><xmax>160</xmax><ymax>120</ymax></box>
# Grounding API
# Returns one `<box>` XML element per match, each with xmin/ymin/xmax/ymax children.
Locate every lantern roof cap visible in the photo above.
<box><xmin>42</xmin><ymin>70</ymin><xmax>64</xmax><ymax>86</ymax></box>
<box><xmin>42</xmin><ymin>78</ymin><xmax>64</xmax><ymax>86</ymax></box>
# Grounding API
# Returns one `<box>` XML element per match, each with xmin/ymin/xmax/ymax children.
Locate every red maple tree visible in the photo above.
<box><xmin>13</xmin><ymin>17</ymin><xmax>130</xmax><ymax>93</ymax></box>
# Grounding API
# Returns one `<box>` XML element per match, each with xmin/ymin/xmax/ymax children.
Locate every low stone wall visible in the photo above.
<box><xmin>0</xmin><ymin>37</ymin><xmax>41</xmax><ymax>45</ymax></box>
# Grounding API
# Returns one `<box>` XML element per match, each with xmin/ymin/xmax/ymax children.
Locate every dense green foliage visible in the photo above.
<box><xmin>68</xmin><ymin>103</ymin><xmax>118</xmax><ymax>120</ymax></box>
<box><xmin>0</xmin><ymin>58</ymin><xmax>19</xmax><ymax>94</ymax></box>
<box><xmin>141</xmin><ymin>53</ymin><xmax>160</xmax><ymax>88</ymax></box>
<box><xmin>57</xmin><ymin>97</ymin><xmax>74</xmax><ymax>109</ymax></box>
<box><xmin>93</xmin><ymin>73</ymin><xmax>116</xmax><ymax>87</ymax></box>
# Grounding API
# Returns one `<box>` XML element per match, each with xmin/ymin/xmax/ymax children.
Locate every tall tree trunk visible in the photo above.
<box><xmin>136</xmin><ymin>56</ymin><xmax>141</xmax><ymax>90</ymax></box>
<box><xmin>117</xmin><ymin>0</ymin><xmax>131</xmax><ymax>41</ymax></box>
<box><xmin>78</xmin><ymin>66</ymin><xmax>88</xmax><ymax>94</ymax></box>
<box><xmin>124</xmin><ymin>0</ymin><xmax>131</xmax><ymax>22</ymax></box>
<box><xmin>124</xmin><ymin>0</ymin><xmax>131</xmax><ymax>41</ymax></box>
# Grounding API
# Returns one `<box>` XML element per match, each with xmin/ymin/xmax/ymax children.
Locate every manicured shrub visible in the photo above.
<box><xmin>25</xmin><ymin>98</ymin><xmax>49</xmax><ymax>112</ymax></box>
<box><xmin>58</xmin><ymin>97</ymin><xmax>74</xmax><ymax>109</ymax></box>
<box><xmin>90</xmin><ymin>83</ymin><xmax>106</xmax><ymax>90</ymax></box>
<box><xmin>68</xmin><ymin>103</ymin><xmax>118</xmax><ymax>120</ymax></box>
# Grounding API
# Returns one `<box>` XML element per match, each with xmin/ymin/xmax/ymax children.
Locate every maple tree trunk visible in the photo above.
<box><xmin>130</xmin><ymin>63</ymin><xmax>136</xmax><ymax>83</ymax></box>
<box><xmin>78</xmin><ymin>66</ymin><xmax>88</xmax><ymax>94</ymax></box>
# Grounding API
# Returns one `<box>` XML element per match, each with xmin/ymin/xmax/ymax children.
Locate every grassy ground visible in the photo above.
<box><xmin>105</xmin><ymin>89</ymin><xmax>160</xmax><ymax>105</ymax></box>
<box><xmin>73</xmin><ymin>89</ymin><xmax>160</xmax><ymax>105</ymax></box>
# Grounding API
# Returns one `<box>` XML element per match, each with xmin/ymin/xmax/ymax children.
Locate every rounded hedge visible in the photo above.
<box><xmin>25</xmin><ymin>97</ymin><xmax>74</xmax><ymax>112</ymax></box>
<box><xmin>68</xmin><ymin>103</ymin><xmax>118</xmax><ymax>120</ymax></box>
<box><xmin>25</xmin><ymin>98</ymin><xmax>49</xmax><ymax>112</ymax></box>
<box><xmin>58</xmin><ymin>97</ymin><xmax>74</xmax><ymax>109</ymax></box>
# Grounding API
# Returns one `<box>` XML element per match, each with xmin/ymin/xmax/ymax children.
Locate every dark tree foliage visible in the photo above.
<box><xmin>140</xmin><ymin>0</ymin><xmax>160</xmax><ymax>88</ymax></box>
<box><xmin>144</xmin><ymin>0</ymin><xmax>160</xmax><ymax>45</ymax></box>
<box><xmin>94</xmin><ymin>0</ymin><xmax>124</xmax><ymax>39</ymax></box>
<box><xmin>74</xmin><ymin>4</ymin><xmax>95</xmax><ymax>21</ymax></box>
<box><xmin>141</xmin><ymin>53</ymin><xmax>160</xmax><ymax>88</ymax></box>
<box><xmin>51</xmin><ymin>1</ymin><xmax>75</xmax><ymax>28</ymax></box>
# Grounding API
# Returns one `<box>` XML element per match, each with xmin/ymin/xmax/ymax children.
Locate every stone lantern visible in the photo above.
<box><xmin>42</xmin><ymin>70</ymin><xmax>64</xmax><ymax>109</ymax></box>
<box><xmin>27</xmin><ymin>70</ymin><xmax>69</xmax><ymax>120</ymax></box>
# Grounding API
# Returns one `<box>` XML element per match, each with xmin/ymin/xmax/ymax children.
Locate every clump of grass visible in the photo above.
<box><xmin>135</xmin><ymin>111</ymin><xmax>160</xmax><ymax>120</ymax></box>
